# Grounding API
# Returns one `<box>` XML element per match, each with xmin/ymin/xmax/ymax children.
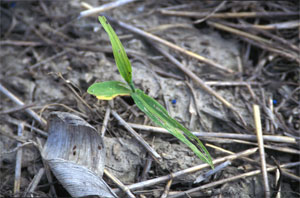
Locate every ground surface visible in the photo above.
<box><xmin>0</xmin><ymin>1</ymin><xmax>299</xmax><ymax>198</ymax></box>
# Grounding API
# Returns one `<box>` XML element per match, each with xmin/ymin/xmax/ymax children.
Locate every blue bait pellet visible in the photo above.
<box><xmin>273</xmin><ymin>99</ymin><xmax>277</xmax><ymax>105</ymax></box>
<box><xmin>171</xmin><ymin>99</ymin><xmax>177</xmax><ymax>104</ymax></box>
<box><xmin>10</xmin><ymin>2</ymin><xmax>16</xmax><ymax>8</ymax></box>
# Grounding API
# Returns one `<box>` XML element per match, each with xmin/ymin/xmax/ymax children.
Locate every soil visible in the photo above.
<box><xmin>0</xmin><ymin>1</ymin><xmax>299</xmax><ymax>198</ymax></box>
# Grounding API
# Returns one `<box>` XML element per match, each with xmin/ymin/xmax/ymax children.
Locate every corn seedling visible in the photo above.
<box><xmin>88</xmin><ymin>16</ymin><xmax>214</xmax><ymax>168</ymax></box>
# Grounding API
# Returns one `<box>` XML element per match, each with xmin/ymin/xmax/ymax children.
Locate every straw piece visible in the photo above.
<box><xmin>207</xmin><ymin>21</ymin><xmax>300</xmax><ymax>64</ymax></box>
<box><xmin>206</xmin><ymin>143</ymin><xmax>264</xmax><ymax>167</ymax></box>
<box><xmin>194</xmin><ymin>160</ymin><xmax>231</xmax><ymax>183</ymax></box>
<box><xmin>5</xmin><ymin>116</ymin><xmax>48</xmax><ymax>137</ymax></box>
<box><xmin>13</xmin><ymin>123</ymin><xmax>24</xmax><ymax>195</ymax></box>
<box><xmin>127</xmin><ymin>123</ymin><xmax>297</xmax><ymax>144</ymax></box>
<box><xmin>281</xmin><ymin>168</ymin><xmax>300</xmax><ymax>182</ymax></box>
<box><xmin>153</xmin><ymin>45</ymin><xmax>246</xmax><ymax>126</ymax></box>
<box><xmin>0</xmin><ymin>103</ymin><xmax>36</xmax><ymax>114</ymax></box>
<box><xmin>0</xmin><ymin>40</ymin><xmax>43</xmax><ymax>46</ymax></box>
<box><xmin>107</xmin><ymin>17</ymin><xmax>234</xmax><ymax>74</ymax></box>
<box><xmin>253</xmin><ymin>104</ymin><xmax>270</xmax><ymax>198</ymax></box>
<box><xmin>160</xmin><ymin>10</ymin><xmax>299</xmax><ymax>19</ymax></box>
<box><xmin>36</xmin><ymin>138</ymin><xmax>57</xmax><ymax>198</ymax></box>
<box><xmin>116</xmin><ymin>97</ymin><xmax>139</xmax><ymax>117</ymax></box>
<box><xmin>140</xmin><ymin>156</ymin><xmax>153</xmax><ymax>181</ymax></box>
<box><xmin>168</xmin><ymin>162</ymin><xmax>300</xmax><ymax>198</ymax></box>
<box><xmin>252</xmin><ymin>20</ymin><xmax>300</xmax><ymax>30</ymax></box>
<box><xmin>205</xmin><ymin>81</ymin><xmax>259</xmax><ymax>86</ymax></box>
<box><xmin>30</xmin><ymin>50</ymin><xmax>70</xmax><ymax>69</ymax></box>
<box><xmin>101</xmin><ymin>104</ymin><xmax>111</xmax><ymax>137</ymax></box>
<box><xmin>111</xmin><ymin>110</ymin><xmax>161</xmax><ymax>162</ymax></box>
<box><xmin>104</xmin><ymin>169</ymin><xmax>136</xmax><ymax>198</ymax></box>
<box><xmin>23</xmin><ymin>168</ymin><xmax>45</xmax><ymax>197</ymax></box>
<box><xmin>114</xmin><ymin>147</ymin><xmax>258</xmax><ymax>193</ymax></box>
<box><xmin>275</xmin><ymin>168</ymin><xmax>281</xmax><ymax>198</ymax></box>
<box><xmin>0</xmin><ymin>83</ymin><xmax>47</xmax><ymax>128</ymax></box>
<box><xmin>79</xmin><ymin>0</ymin><xmax>136</xmax><ymax>18</ymax></box>
<box><xmin>231</xmin><ymin>139</ymin><xmax>299</xmax><ymax>155</ymax></box>
<box><xmin>160</xmin><ymin>179</ymin><xmax>173</xmax><ymax>198</ymax></box>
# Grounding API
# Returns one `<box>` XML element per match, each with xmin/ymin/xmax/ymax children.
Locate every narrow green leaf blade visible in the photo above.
<box><xmin>98</xmin><ymin>16</ymin><xmax>132</xmax><ymax>85</ymax></box>
<box><xmin>88</xmin><ymin>81</ymin><xmax>131</xmax><ymax>100</ymax></box>
<box><xmin>131</xmin><ymin>89</ymin><xmax>214</xmax><ymax>168</ymax></box>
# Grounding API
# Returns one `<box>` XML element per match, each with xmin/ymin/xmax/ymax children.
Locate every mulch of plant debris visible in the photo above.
<box><xmin>0</xmin><ymin>1</ymin><xmax>299</xmax><ymax>198</ymax></box>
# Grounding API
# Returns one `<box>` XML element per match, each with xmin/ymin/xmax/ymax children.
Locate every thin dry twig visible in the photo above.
<box><xmin>0</xmin><ymin>40</ymin><xmax>43</xmax><ymax>46</ymax></box>
<box><xmin>160</xmin><ymin>179</ymin><xmax>173</xmax><ymax>198</ymax></box>
<box><xmin>114</xmin><ymin>147</ymin><xmax>258</xmax><ymax>193</ymax></box>
<box><xmin>0</xmin><ymin>103</ymin><xmax>36</xmax><ymax>114</ymax></box>
<box><xmin>23</xmin><ymin>168</ymin><xmax>45</xmax><ymax>197</ymax></box>
<box><xmin>206</xmin><ymin>143</ymin><xmax>266</xmax><ymax>167</ymax></box>
<box><xmin>207</xmin><ymin>21</ymin><xmax>300</xmax><ymax>64</ymax></box>
<box><xmin>39</xmin><ymin>103</ymin><xmax>88</xmax><ymax>119</ymax></box>
<box><xmin>101</xmin><ymin>104</ymin><xmax>111</xmax><ymax>137</ymax></box>
<box><xmin>104</xmin><ymin>169</ymin><xmax>136</xmax><ymax>198</ymax></box>
<box><xmin>275</xmin><ymin>168</ymin><xmax>281</xmax><ymax>198</ymax></box>
<box><xmin>5</xmin><ymin>116</ymin><xmax>48</xmax><ymax>137</ymax></box>
<box><xmin>36</xmin><ymin>138</ymin><xmax>57</xmax><ymax>198</ymax></box>
<box><xmin>105</xmin><ymin>16</ymin><xmax>234</xmax><ymax>74</ymax></box>
<box><xmin>111</xmin><ymin>110</ymin><xmax>161</xmax><ymax>162</ymax></box>
<box><xmin>79</xmin><ymin>0</ymin><xmax>137</xmax><ymax>18</ymax></box>
<box><xmin>0</xmin><ymin>83</ymin><xmax>47</xmax><ymax>128</ymax></box>
<box><xmin>160</xmin><ymin>10</ymin><xmax>299</xmax><ymax>19</ymax></box>
<box><xmin>140</xmin><ymin>156</ymin><xmax>153</xmax><ymax>182</ymax></box>
<box><xmin>231</xmin><ymin>139</ymin><xmax>299</xmax><ymax>155</ymax></box>
<box><xmin>127</xmin><ymin>123</ymin><xmax>297</xmax><ymax>144</ymax></box>
<box><xmin>153</xmin><ymin>45</ymin><xmax>246</xmax><ymax>126</ymax></box>
<box><xmin>30</xmin><ymin>50</ymin><xmax>70</xmax><ymax>70</ymax></box>
<box><xmin>169</xmin><ymin>161</ymin><xmax>300</xmax><ymax>198</ymax></box>
<box><xmin>205</xmin><ymin>81</ymin><xmax>259</xmax><ymax>86</ymax></box>
<box><xmin>253</xmin><ymin>104</ymin><xmax>270</xmax><ymax>198</ymax></box>
<box><xmin>194</xmin><ymin>1</ymin><xmax>227</xmax><ymax>24</ymax></box>
<box><xmin>13</xmin><ymin>123</ymin><xmax>24</xmax><ymax>195</ymax></box>
<box><xmin>116</xmin><ymin>97</ymin><xmax>139</xmax><ymax>117</ymax></box>
<box><xmin>194</xmin><ymin>160</ymin><xmax>231</xmax><ymax>183</ymax></box>
<box><xmin>280</xmin><ymin>168</ymin><xmax>300</xmax><ymax>182</ymax></box>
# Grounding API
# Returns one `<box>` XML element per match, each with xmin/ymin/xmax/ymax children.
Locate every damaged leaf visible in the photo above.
<box><xmin>87</xmin><ymin>81</ymin><xmax>132</xmax><ymax>100</ymax></box>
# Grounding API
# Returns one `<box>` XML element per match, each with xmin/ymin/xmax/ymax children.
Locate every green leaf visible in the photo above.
<box><xmin>98</xmin><ymin>16</ymin><xmax>133</xmax><ymax>86</ymax></box>
<box><xmin>131</xmin><ymin>89</ymin><xmax>214</xmax><ymax>168</ymax></box>
<box><xmin>87</xmin><ymin>81</ymin><xmax>132</xmax><ymax>100</ymax></box>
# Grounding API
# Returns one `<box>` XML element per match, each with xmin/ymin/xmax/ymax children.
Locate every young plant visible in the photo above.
<box><xmin>88</xmin><ymin>16</ymin><xmax>214</xmax><ymax>168</ymax></box>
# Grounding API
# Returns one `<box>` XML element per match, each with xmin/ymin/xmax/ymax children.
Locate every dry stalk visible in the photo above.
<box><xmin>206</xmin><ymin>143</ymin><xmax>266</xmax><ymax>167</ymax></box>
<box><xmin>23</xmin><ymin>168</ymin><xmax>45</xmax><ymax>197</ymax></box>
<box><xmin>169</xmin><ymin>161</ymin><xmax>300</xmax><ymax>198</ymax></box>
<box><xmin>111</xmin><ymin>110</ymin><xmax>161</xmax><ymax>161</ymax></box>
<box><xmin>253</xmin><ymin>104</ymin><xmax>270</xmax><ymax>198</ymax></box>
<box><xmin>114</xmin><ymin>147</ymin><xmax>258</xmax><ymax>193</ymax></box>
<box><xmin>160</xmin><ymin>10</ymin><xmax>299</xmax><ymax>19</ymax></box>
<box><xmin>0</xmin><ymin>103</ymin><xmax>36</xmax><ymax>114</ymax></box>
<box><xmin>160</xmin><ymin>179</ymin><xmax>173</xmax><ymax>198</ymax></box>
<box><xmin>275</xmin><ymin>169</ymin><xmax>281</xmax><ymax>198</ymax></box>
<box><xmin>153</xmin><ymin>45</ymin><xmax>246</xmax><ymax>126</ymax></box>
<box><xmin>105</xmin><ymin>16</ymin><xmax>234</xmax><ymax>74</ymax></box>
<box><xmin>0</xmin><ymin>83</ymin><xmax>47</xmax><ymax>128</ymax></box>
<box><xmin>127</xmin><ymin>123</ymin><xmax>297</xmax><ymax>144</ymax></box>
<box><xmin>231</xmin><ymin>139</ymin><xmax>299</xmax><ymax>155</ymax></box>
<box><xmin>79</xmin><ymin>0</ymin><xmax>136</xmax><ymax>18</ymax></box>
<box><xmin>101</xmin><ymin>104</ymin><xmax>111</xmax><ymax>137</ymax></box>
<box><xmin>13</xmin><ymin>123</ymin><xmax>24</xmax><ymax>195</ymax></box>
<box><xmin>207</xmin><ymin>21</ymin><xmax>300</xmax><ymax>64</ymax></box>
<box><xmin>104</xmin><ymin>169</ymin><xmax>136</xmax><ymax>198</ymax></box>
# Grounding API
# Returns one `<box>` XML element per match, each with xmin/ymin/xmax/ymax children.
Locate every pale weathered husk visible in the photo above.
<box><xmin>42</xmin><ymin>112</ymin><xmax>117</xmax><ymax>198</ymax></box>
